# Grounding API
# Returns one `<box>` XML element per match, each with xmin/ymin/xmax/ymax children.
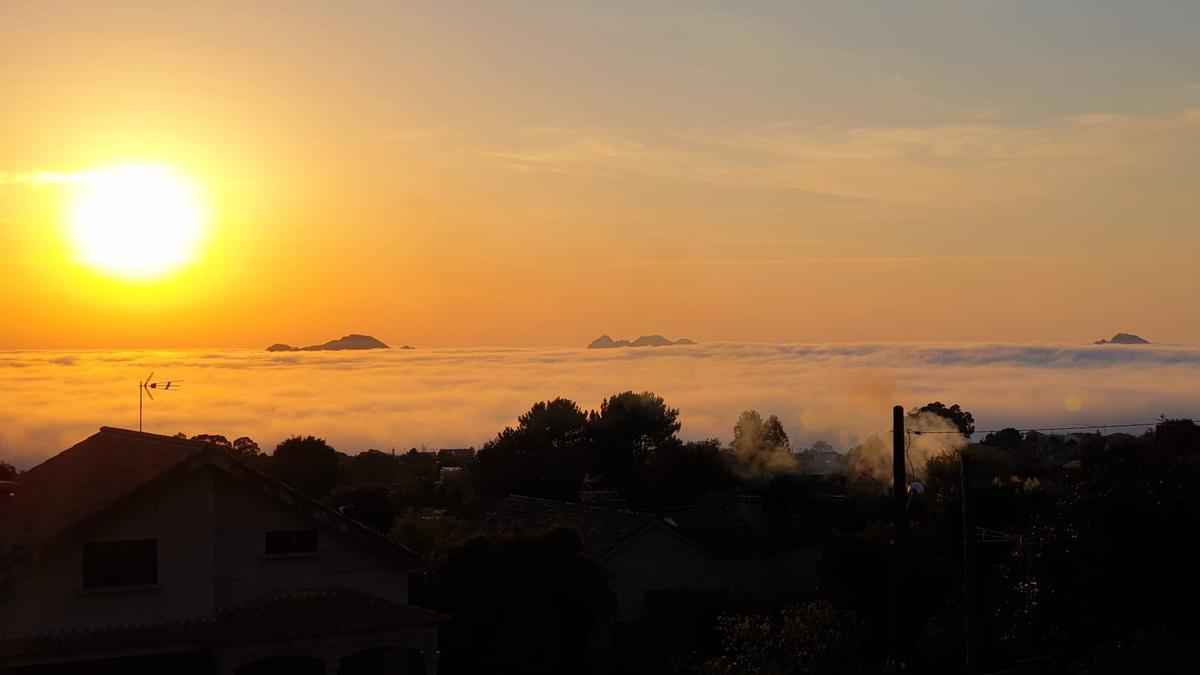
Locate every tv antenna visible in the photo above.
<box><xmin>139</xmin><ymin>372</ymin><xmax>182</xmax><ymax>432</ymax></box>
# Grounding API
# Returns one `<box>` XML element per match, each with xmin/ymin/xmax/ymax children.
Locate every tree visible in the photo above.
<box><xmin>981</xmin><ymin>428</ymin><xmax>1022</xmax><ymax>451</ymax></box>
<box><xmin>190</xmin><ymin>433</ymin><xmax>232</xmax><ymax>448</ymax></box>
<box><xmin>732</xmin><ymin>410</ymin><xmax>792</xmax><ymax>455</ymax></box>
<box><xmin>267</xmin><ymin>435</ymin><xmax>341</xmax><ymax>498</ymax></box>
<box><xmin>0</xmin><ymin>460</ymin><xmax>15</xmax><ymax>481</ymax></box>
<box><xmin>762</xmin><ymin>415</ymin><xmax>791</xmax><ymax>453</ymax></box>
<box><xmin>642</xmin><ymin>438</ymin><xmax>738</xmax><ymax>506</ymax></box>
<box><xmin>423</xmin><ymin>528</ymin><xmax>616</xmax><ymax>675</ymax></box>
<box><xmin>231</xmin><ymin>436</ymin><xmax>263</xmax><ymax>463</ymax></box>
<box><xmin>341</xmin><ymin>449</ymin><xmax>401</xmax><ymax>486</ymax></box>
<box><xmin>588</xmin><ymin>391</ymin><xmax>681</xmax><ymax>491</ymax></box>
<box><xmin>730</xmin><ymin>410</ymin><xmax>795</xmax><ymax>478</ymax></box>
<box><xmin>732</xmin><ymin>410</ymin><xmax>766</xmax><ymax>454</ymax></box>
<box><xmin>911</xmin><ymin>402</ymin><xmax>975</xmax><ymax>437</ymax></box>
<box><xmin>326</xmin><ymin>483</ymin><xmax>395</xmax><ymax>532</ymax></box>
<box><xmin>700</xmin><ymin>599</ymin><xmax>870</xmax><ymax>675</ymax></box>
<box><xmin>473</xmin><ymin>398</ymin><xmax>591</xmax><ymax>500</ymax></box>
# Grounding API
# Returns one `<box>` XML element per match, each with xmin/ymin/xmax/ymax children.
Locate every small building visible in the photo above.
<box><xmin>0</xmin><ymin>428</ymin><xmax>445</xmax><ymax>674</ymax></box>
<box><xmin>433</xmin><ymin>449</ymin><xmax>475</xmax><ymax>466</ymax></box>
<box><xmin>473</xmin><ymin>495</ymin><xmax>817</xmax><ymax>621</ymax></box>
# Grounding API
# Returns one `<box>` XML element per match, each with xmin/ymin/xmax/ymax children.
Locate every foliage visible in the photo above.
<box><xmin>421</xmin><ymin>528</ymin><xmax>616</xmax><ymax>675</ymax></box>
<box><xmin>588</xmin><ymin>391</ymin><xmax>682</xmax><ymax>488</ymax></box>
<box><xmin>0</xmin><ymin>460</ymin><xmax>15</xmax><ymax>481</ymax></box>
<box><xmin>389</xmin><ymin>509</ymin><xmax>457</xmax><ymax>559</ymax></box>
<box><xmin>474</xmin><ymin>398</ymin><xmax>591</xmax><ymax>500</ymax></box>
<box><xmin>325</xmin><ymin>483</ymin><xmax>395</xmax><ymax>532</ymax></box>
<box><xmin>698</xmin><ymin>600</ymin><xmax>870</xmax><ymax>675</ymax></box>
<box><xmin>911</xmin><ymin>402</ymin><xmax>975</xmax><ymax>437</ymax></box>
<box><xmin>267</xmin><ymin>435</ymin><xmax>341</xmax><ymax>498</ymax></box>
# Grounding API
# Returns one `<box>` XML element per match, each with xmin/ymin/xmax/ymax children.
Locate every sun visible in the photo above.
<box><xmin>67</xmin><ymin>164</ymin><xmax>206</xmax><ymax>279</ymax></box>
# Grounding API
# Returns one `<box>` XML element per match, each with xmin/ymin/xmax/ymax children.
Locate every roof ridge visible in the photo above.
<box><xmin>506</xmin><ymin>494</ymin><xmax>653</xmax><ymax>517</ymax></box>
<box><xmin>97</xmin><ymin>426</ymin><xmax>208</xmax><ymax>447</ymax></box>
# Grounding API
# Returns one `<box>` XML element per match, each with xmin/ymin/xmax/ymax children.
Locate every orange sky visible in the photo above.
<box><xmin>2</xmin><ymin>2</ymin><xmax>1199</xmax><ymax>349</ymax></box>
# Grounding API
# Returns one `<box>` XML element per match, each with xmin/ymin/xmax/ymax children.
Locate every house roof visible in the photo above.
<box><xmin>472</xmin><ymin>495</ymin><xmax>656</xmax><ymax>558</ymax></box>
<box><xmin>0</xmin><ymin>428</ymin><xmax>206</xmax><ymax>548</ymax></box>
<box><xmin>219</xmin><ymin>587</ymin><xmax>448</xmax><ymax>645</ymax></box>
<box><xmin>474</xmin><ymin>495</ymin><xmax>813</xmax><ymax>560</ymax></box>
<box><xmin>0</xmin><ymin>427</ymin><xmax>422</xmax><ymax>581</ymax></box>
<box><xmin>0</xmin><ymin>587</ymin><xmax>446</xmax><ymax>660</ymax></box>
<box><xmin>658</xmin><ymin>504</ymin><xmax>810</xmax><ymax>557</ymax></box>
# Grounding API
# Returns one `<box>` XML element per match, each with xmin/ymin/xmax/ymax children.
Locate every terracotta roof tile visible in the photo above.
<box><xmin>473</xmin><ymin>495</ymin><xmax>655</xmax><ymax>558</ymax></box>
<box><xmin>219</xmin><ymin>587</ymin><xmax>448</xmax><ymax>645</ymax></box>
<box><xmin>0</xmin><ymin>428</ymin><xmax>205</xmax><ymax>547</ymax></box>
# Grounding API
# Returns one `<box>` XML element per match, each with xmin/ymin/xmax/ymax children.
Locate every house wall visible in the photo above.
<box><xmin>0</xmin><ymin>464</ymin><xmax>410</xmax><ymax>636</ymax></box>
<box><xmin>211</xmin><ymin>471</ymin><xmax>408</xmax><ymax>606</ymax></box>
<box><xmin>602</xmin><ymin>526</ymin><xmax>822</xmax><ymax>622</ymax></box>
<box><xmin>0</xmin><ymin>467</ymin><xmax>215</xmax><ymax>634</ymax></box>
<box><xmin>602</xmin><ymin>526</ymin><xmax>720</xmax><ymax>620</ymax></box>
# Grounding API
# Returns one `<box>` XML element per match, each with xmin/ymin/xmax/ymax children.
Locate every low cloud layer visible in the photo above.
<box><xmin>3</xmin><ymin>342</ymin><xmax>1199</xmax><ymax>469</ymax></box>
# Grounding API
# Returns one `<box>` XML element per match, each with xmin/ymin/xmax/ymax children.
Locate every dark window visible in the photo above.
<box><xmin>265</xmin><ymin>529</ymin><xmax>318</xmax><ymax>556</ymax></box>
<box><xmin>82</xmin><ymin>539</ymin><xmax>157</xmax><ymax>588</ymax></box>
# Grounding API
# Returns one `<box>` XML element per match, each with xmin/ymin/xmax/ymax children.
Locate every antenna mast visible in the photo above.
<box><xmin>139</xmin><ymin>372</ymin><xmax>182</xmax><ymax>432</ymax></box>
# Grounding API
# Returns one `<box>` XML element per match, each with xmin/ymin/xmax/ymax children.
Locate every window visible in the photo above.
<box><xmin>265</xmin><ymin>529</ymin><xmax>318</xmax><ymax>556</ymax></box>
<box><xmin>82</xmin><ymin>539</ymin><xmax>157</xmax><ymax>588</ymax></box>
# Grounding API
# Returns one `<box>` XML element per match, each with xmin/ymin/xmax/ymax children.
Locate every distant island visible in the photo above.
<box><xmin>588</xmin><ymin>334</ymin><xmax>697</xmax><ymax>349</ymax></box>
<box><xmin>1094</xmin><ymin>333</ymin><xmax>1150</xmax><ymax>345</ymax></box>
<box><xmin>266</xmin><ymin>334</ymin><xmax>395</xmax><ymax>352</ymax></box>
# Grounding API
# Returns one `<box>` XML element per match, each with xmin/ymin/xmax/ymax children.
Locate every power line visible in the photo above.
<box><xmin>903</xmin><ymin>420</ymin><xmax>1167</xmax><ymax>436</ymax></box>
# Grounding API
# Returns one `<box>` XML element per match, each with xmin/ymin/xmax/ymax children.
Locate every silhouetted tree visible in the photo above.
<box><xmin>732</xmin><ymin>410</ymin><xmax>767</xmax><ymax>453</ymax></box>
<box><xmin>588</xmin><ymin>391</ymin><xmax>681</xmax><ymax>492</ymax></box>
<box><xmin>190</xmin><ymin>433</ymin><xmax>231</xmax><ymax>447</ymax></box>
<box><xmin>641</xmin><ymin>438</ymin><xmax>738</xmax><ymax>506</ymax></box>
<box><xmin>267</xmin><ymin>435</ymin><xmax>341</xmax><ymax>498</ymax></box>
<box><xmin>474</xmin><ymin>398</ymin><xmax>591</xmax><ymax>499</ymax></box>
<box><xmin>911</xmin><ymin>402</ymin><xmax>975</xmax><ymax>437</ymax></box>
<box><xmin>326</xmin><ymin>483</ymin><xmax>395</xmax><ymax>532</ymax></box>
<box><xmin>424</xmin><ymin>528</ymin><xmax>616</xmax><ymax>675</ymax></box>
<box><xmin>340</xmin><ymin>449</ymin><xmax>401</xmax><ymax>486</ymax></box>
<box><xmin>231</xmin><ymin>436</ymin><xmax>262</xmax><ymax>461</ymax></box>
<box><xmin>730</xmin><ymin>410</ymin><xmax>793</xmax><ymax>476</ymax></box>
<box><xmin>981</xmin><ymin>428</ymin><xmax>1022</xmax><ymax>451</ymax></box>
<box><xmin>0</xmin><ymin>460</ymin><xmax>15</xmax><ymax>481</ymax></box>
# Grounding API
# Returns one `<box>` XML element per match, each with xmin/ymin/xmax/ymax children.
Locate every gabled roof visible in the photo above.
<box><xmin>658</xmin><ymin>504</ymin><xmax>811</xmax><ymax>557</ymax></box>
<box><xmin>475</xmin><ymin>495</ymin><xmax>814</xmax><ymax>560</ymax></box>
<box><xmin>473</xmin><ymin>495</ymin><xmax>657</xmax><ymax>558</ymax></box>
<box><xmin>0</xmin><ymin>427</ymin><xmax>205</xmax><ymax>548</ymax></box>
<box><xmin>0</xmin><ymin>427</ymin><xmax>421</xmax><ymax>581</ymax></box>
<box><xmin>220</xmin><ymin>587</ymin><xmax>448</xmax><ymax>645</ymax></box>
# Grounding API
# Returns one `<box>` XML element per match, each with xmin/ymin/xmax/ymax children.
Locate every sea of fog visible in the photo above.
<box><xmin>4</xmin><ymin>342</ymin><xmax>1200</xmax><ymax>469</ymax></box>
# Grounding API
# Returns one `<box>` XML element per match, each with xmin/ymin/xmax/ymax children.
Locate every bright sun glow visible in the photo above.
<box><xmin>67</xmin><ymin>164</ymin><xmax>206</xmax><ymax>279</ymax></box>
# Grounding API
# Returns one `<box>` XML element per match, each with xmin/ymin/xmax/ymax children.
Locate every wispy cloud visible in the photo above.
<box><xmin>2</xmin><ymin>342</ymin><xmax>1198</xmax><ymax>469</ymax></box>
<box><xmin>479</xmin><ymin>108</ymin><xmax>1200</xmax><ymax>209</ymax></box>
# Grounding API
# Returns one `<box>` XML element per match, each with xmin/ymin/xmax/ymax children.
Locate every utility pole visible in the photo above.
<box><xmin>892</xmin><ymin>404</ymin><xmax>908</xmax><ymax>669</ymax></box>
<box><xmin>962</xmin><ymin>450</ymin><xmax>981</xmax><ymax>675</ymax></box>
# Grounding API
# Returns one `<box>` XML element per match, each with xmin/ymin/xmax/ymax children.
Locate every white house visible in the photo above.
<box><xmin>0</xmin><ymin>428</ymin><xmax>445</xmax><ymax>674</ymax></box>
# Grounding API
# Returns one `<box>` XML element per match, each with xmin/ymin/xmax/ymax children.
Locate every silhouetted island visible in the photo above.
<box><xmin>266</xmin><ymin>334</ymin><xmax>390</xmax><ymax>352</ymax></box>
<box><xmin>588</xmin><ymin>334</ymin><xmax>697</xmax><ymax>349</ymax></box>
<box><xmin>1094</xmin><ymin>332</ymin><xmax>1150</xmax><ymax>345</ymax></box>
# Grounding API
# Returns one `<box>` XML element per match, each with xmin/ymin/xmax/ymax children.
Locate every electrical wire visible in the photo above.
<box><xmin>903</xmin><ymin>421</ymin><xmax>1166</xmax><ymax>436</ymax></box>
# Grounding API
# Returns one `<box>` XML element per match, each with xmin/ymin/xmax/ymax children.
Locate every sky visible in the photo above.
<box><xmin>1</xmin><ymin>1</ymin><xmax>1199</xmax><ymax>349</ymax></box>
<box><xmin>4</xmin><ymin>343</ymin><xmax>1200</xmax><ymax>469</ymax></box>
